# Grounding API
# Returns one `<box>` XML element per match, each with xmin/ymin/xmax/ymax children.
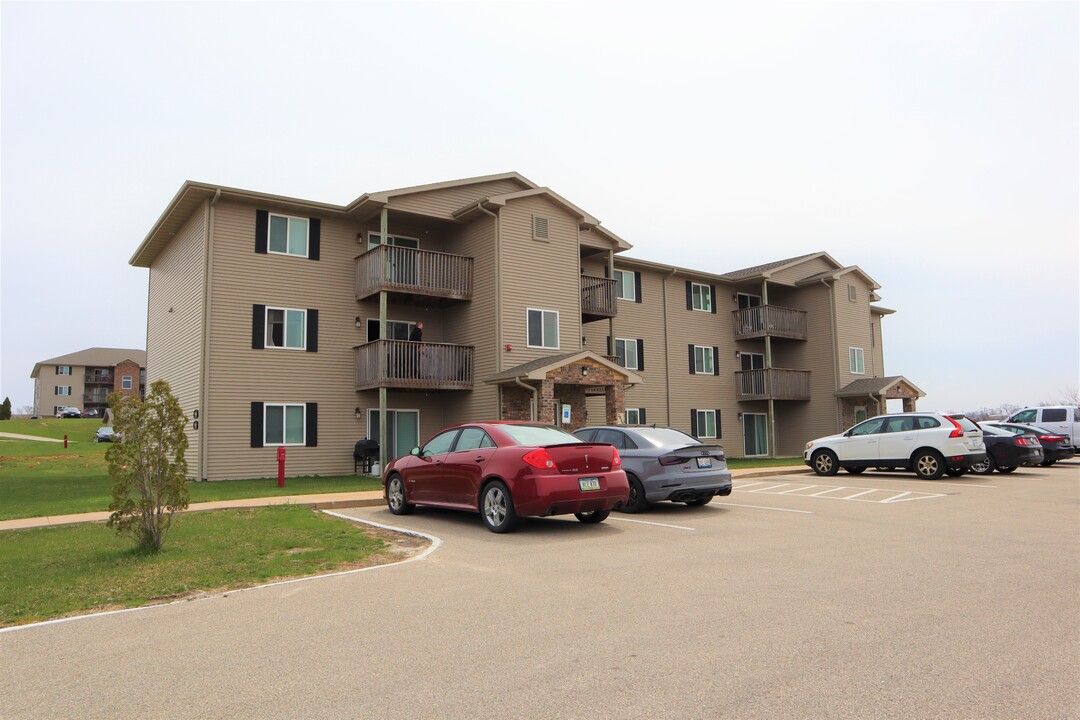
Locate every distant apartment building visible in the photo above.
<box><xmin>130</xmin><ymin>172</ymin><xmax>923</xmax><ymax>481</ymax></box>
<box><xmin>31</xmin><ymin>348</ymin><xmax>146</xmax><ymax>417</ymax></box>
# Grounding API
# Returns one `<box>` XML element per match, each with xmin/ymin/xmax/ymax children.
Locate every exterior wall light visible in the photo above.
<box><xmin>581</xmin><ymin>366</ymin><xmax>589</xmax><ymax>377</ymax></box>
<box><xmin>354</xmin><ymin>407</ymin><xmax>362</xmax><ymax>420</ymax></box>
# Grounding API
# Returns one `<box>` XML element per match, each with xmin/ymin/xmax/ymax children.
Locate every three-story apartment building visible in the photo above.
<box><xmin>31</xmin><ymin>348</ymin><xmax>146</xmax><ymax>418</ymax></box>
<box><xmin>131</xmin><ymin>172</ymin><xmax>922</xmax><ymax>481</ymax></box>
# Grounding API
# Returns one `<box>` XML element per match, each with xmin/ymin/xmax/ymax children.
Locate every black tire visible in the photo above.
<box><xmin>686</xmin><ymin>496</ymin><xmax>713</xmax><ymax>507</ymax></box>
<box><xmin>945</xmin><ymin>468</ymin><xmax>966</xmax><ymax>477</ymax></box>
<box><xmin>1040</xmin><ymin>460</ymin><xmax>1054</xmax><ymax>467</ymax></box>
<box><xmin>481</xmin><ymin>480</ymin><xmax>518</xmax><ymax>533</ymax></box>
<box><xmin>969</xmin><ymin>455</ymin><xmax>995</xmax><ymax>475</ymax></box>
<box><xmin>385</xmin><ymin>474</ymin><xmax>414</xmax><ymax>515</ymax></box>
<box><xmin>875</xmin><ymin>467</ymin><xmax>896</xmax><ymax>472</ymax></box>
<box><xmin>811</xmin><ymin>449</ymin><xmax>839</xmax><ymax>476</ymax></box>
<box><xmin>912</xmin><ymin>450</ymin><xmax>946</xmax><ymax>480</ymax></box>
<box><xmin>996</xmin><ymin>466</ymin><xmax>1017</xmax><ymax>474</ymax></box>
<box><xmin>844</xmin><ymin>466</ymin><xmax>866</xmax><ymax>475</ymax></box>
<box><xmin>621</xmin><ymin>474</ymin><xmax>649</xmax><ymax>514</ymax></box>
<box><xmin>574</xmin><ymin>509</ymin><xmax>610</xmax><ymax>524</ymax></box>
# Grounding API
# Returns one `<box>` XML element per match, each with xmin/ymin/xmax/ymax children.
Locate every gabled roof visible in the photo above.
<box><xmin>835</xmin><ymin>376</ymin><xmax>925</xmax><ymax>398</ymax></box>
<box><xmin>355</xmin><ymin>172</ymin><xmax>537</xmax><ymax>207</ymax></box>
<box><xmin>32</xmin><ymin>348</ymin><xmax>146</xmax><ymax>378</ymax></box>
<box><xmin>485</xmin><ymin>351</ymin><xmax>643</xmax><ymax>385</ymax></box>
<box><xmin>795</xmin><ymin>265</ymin><xmax>881</xmax><ymax>291</ymax></box>
<box><xmin>719</xmin><ymin>252</ymin><xmax>832</xmax><ymax>281</ymax></box>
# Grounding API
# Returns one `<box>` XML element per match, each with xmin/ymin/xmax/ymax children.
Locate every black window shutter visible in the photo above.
<box><xmin>690</xmin><ymin>410</ymin><xmax>699</xmax><ymax>438</ymax></box>
<box><xmin>255</xmin><ymin>210</ymin><xmax>268</xmax><ymax>254</ymax></box>
<box><xmin>634</xmin><ymin>272</ymin><xmax>642</xmax><ymax>303</ymax></box>
<box><xmin>251</xmin><ymin>402</ymin><xmax>264</xmax><ymax>448</ymax></box>
<box><xmin>710</xmin><ymin>285</ymin><xmax>717</xmax><ymax>314</ymax></box>
<box><xmin>305</xmin><ymin>403</ymin><xmax>318</xmax><ymax>447</ymax></box>
<box><xmin>685</xmin><ymin>281</ymin><xmax>693</xmax><ymax>310</ymax></box>
<box><xmin>713</xmin><ymin>347</ymin><xmax>720</xmax><ymax>375</ymax></box>
<box><xmin>308</xmin><ymin>218</ymin><xmax>321</xmax><ymax>261</ymax></box>
<box><xmin>640</xmin><ymin>408</ymin><xmax>647</xmax><ymax>425</ymax></box>
<box><xmin>637</xmin><ymin>339</ymin><xmax>645</xmax><ymax>371</ymax></box>
<box><xmin>715</xmin><ymin>409</ymin><xmax>723</xmax><ymax>438</ymax></box>
<box><xmin>306</xmin><ymin>309</ymin><xmax>318</xmax><ymax>353</ymax></box>
<box><xmin>688</xmin><ymin>345</ymin><xmax>695</xmax><ymax>374</ymax></box>
<box><xmin>252</xmin><ymin>305</ymin><xmax>266</xmax><ymax>349</ymax></box>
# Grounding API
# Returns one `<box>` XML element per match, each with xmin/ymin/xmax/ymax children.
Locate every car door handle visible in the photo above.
<box><xmin>475</xmin><ymin>456</ymin><xmax>486</xmax><ymax>463</ymax></box>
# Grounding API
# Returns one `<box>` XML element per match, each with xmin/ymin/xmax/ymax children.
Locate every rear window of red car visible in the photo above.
<box><xmin>500</xmin><ymin>425</ymin><xmax>581</xmax><ymax>446</ymax></box>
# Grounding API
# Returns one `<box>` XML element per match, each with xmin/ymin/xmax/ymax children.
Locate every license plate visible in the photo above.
<box><xmin>696</xmin><ymin>457</ymin><xmax>713</xmax><ymax>468</ymax></box>
<box><xmin>579</xmin><ymin>477</ymin><xmax>601</xmax><ymax>491</ymax></box>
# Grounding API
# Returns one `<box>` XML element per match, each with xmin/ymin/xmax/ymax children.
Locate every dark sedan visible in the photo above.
<box><xmin>970</xmin><ymin>425</ymin><xmax>1043</xmax><ymax>475</ymax></box>
<box><xmin>984</xmin><ymin>422</ymin><xmax>1075</xmax><ymax>466</ymax></box>
<box><xmin>573</xmin><ymin>425</ymin><xmax>731</xmax><ymax>512</ymax></box>
<box><xmin>383</xmin><ymin>422</ymin><xmax>629</xmax><ymax>533</ymax></box>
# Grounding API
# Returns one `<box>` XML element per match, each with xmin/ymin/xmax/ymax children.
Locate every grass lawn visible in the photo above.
<box><xmin>0</xmin><ymin>419</ymin><xmax>380</xmax><ymax>521</ymax></box>
<box><xmin>727</xmin><ymin>456</ymin><xmax>805</xmax><ymax>469</ymax></box>
<box><xmin>0</xmin><ymin>505</ymin><xmax>406</xmax><ymax>627</ymax></box>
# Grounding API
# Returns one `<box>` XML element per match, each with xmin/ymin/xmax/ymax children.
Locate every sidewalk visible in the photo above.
<box><xmin>0</xmin><ymin>466</ymin><xmax>808</xmax><ymax>531</ymax></box>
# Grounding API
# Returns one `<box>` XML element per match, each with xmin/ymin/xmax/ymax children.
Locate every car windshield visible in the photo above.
<box><xmin>99</xmin><ymin>427</ymin><xmax>113</xmax><ymax>433</ymax></box>
<box><xmin>631</xmin><ymin>427</ymin><xmax>700</xmax><ymax>448</ymax></box>
<box><xmin>499</xmin><ymin>424</ymin><xmax>581</xmax><ymax>446</ymax></box>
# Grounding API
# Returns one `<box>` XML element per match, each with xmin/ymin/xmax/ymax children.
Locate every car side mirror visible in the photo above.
<box><xmin>844</xmin><ymin>429</ymin><xmax>853</xmax><ymax>437</ymax></box>
<box><xmin>410</xmin><ymin>447</ymin><xmax>420</xmax><ymax>456</ymax></box>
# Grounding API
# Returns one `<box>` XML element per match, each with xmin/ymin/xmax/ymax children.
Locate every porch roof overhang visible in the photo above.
<box><xmin>484</xmin><ymin>351</ymin><xmax>643</xmax><ymax>385</ymax></box>
<box><xmin>835</xmin><ymin>375</ymin><xmax>926</xmax><ymax>399</ymax></box>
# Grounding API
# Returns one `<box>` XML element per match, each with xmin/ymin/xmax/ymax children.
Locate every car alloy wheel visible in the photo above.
<box><xmin>969</xmin><ymin>456</ymin><xmax>994</xmax><ymax>475</ymax></box>
<box><xmin>481</xmin><ymin>481</ymin><xmax>518</xmax><ymax>533</ymax></box>
<box><xmin>913</xmin><ymin>450</ymin><xmax>945</xmax><ymax>480</ymax></box>
<box><xmin>621</xmin><ymin>475</ymin><xmax>648</xmax><ymax>513</ymax></box>
<box><xmin>386</xmin><ymin>475</ymin><xmax>414</xmax><ymax>515</ymax></box>
<box><xmin>812</xmin><ymin>450</ymin><xmax>839</xmax><ymax>476</ymax></box>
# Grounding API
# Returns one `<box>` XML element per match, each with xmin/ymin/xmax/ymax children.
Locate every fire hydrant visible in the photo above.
<box><xmin>277</xmin><ymin>446</ymin><xmax>286</xmax><ymax>488</ymax></box>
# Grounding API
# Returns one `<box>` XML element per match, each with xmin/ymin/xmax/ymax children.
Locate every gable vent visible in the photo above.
<box><xmin>532</xmin><ymin>215</ymin><xmax>549</xmax><ymax>240</ymax></box>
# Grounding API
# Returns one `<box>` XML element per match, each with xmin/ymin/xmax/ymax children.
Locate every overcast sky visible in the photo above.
<box><xmin>1</xmin><ymin>1</ymin><xmax>1077</xmax><ymax>415</ymax></box>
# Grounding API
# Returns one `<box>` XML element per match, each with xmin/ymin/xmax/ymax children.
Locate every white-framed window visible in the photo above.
<box><xmin>695</xmin><ymin>409</ymin><xmax>718</xmax><ymax>438</ymax></box>
<box><xmin>266</xmin><ymin>307</ymin><xmax>306</xmax><ymax>350</ymax></box>
<box><xmin>121</xmin><ymin>376</ymin><xmax>133</xmax><ymax>390</ymax></box>
<box><xmin>614</xmin><ymin>270</ymin><xmax>636</xmax><ymax>301</ymax></box>
<box><xmin>848</xmin><ymin>284</ymin><xmax>857</xmax><ymax>302</ymax></box>
<box><xmin>367</xmin><ymin>319</ymin><xmax>417</xmax><ymax>342</ymax></box>
<box><xmin>268</xmin><ymin>213</ymin><xmax>309</xmax><ymax>257</ymax></box>
<box><xmin>55</xmin><ymin>386</ymin><xmax>71</xmax><ymax>396</ymax></box>
<box><xmin>265</xmin><ymin>404</ymin><xmax>306</xmax><ymax>446</ymax></box>
<box><xmin>849</xmin><ymin>347</ymin><xmax>865</xmax><ymax>374</ymax></box>
<box><xmin>625</xmin><ymin>408</ymin><xmax>645</xmax><ymax>425</ymax></box>
<box><xmin>615</xmin><ymin>338</ymin><xmax>640</xmax><ymax>370</ymax></box>
<box><xmin>56</xmin><ymin>366</ymin><xmax>72</xmax><ymax>376</ymax></box>
<box><xmin>367</xmin><ymin>232</ymin><xmax>419</xmax><ymax>250</ymax></box>
<box><xmin>691</xmin><ymin>282</ymin><xmax>713</xmax><ymax>312</ymax></box>
<box><xmin>527</xmin><ymin>309</ymin><xmax>559</xmax><ymax>349</ymax></box>
<box><xmin>693</xmin><ymin>345</ymin><xmax>715</xmax><ymax>375</ymax></box>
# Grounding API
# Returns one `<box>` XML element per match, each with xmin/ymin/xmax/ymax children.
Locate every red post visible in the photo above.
<box><xmin>277</xmin><ymin>446</ymin><xmax>286</xmax><ymax>488</ymax></box>
<box><xmin>64</xmin><ymin>434</ymin><xmax>68</xmax><ymax>449</ymax></box>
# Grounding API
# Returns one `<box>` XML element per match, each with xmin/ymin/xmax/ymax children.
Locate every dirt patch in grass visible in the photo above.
<box><xmin>0</xmin><ymin>455</ymin><xmax>83</xmax><ymax>462</ymax></box>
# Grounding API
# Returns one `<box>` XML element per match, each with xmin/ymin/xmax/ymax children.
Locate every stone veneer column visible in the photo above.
<box><xmin>539</xmin><ymin>379</ymin><xmax>555</xmax><ymax>424</ymax></box>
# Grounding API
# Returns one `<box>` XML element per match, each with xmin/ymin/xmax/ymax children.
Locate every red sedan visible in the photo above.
<box><xmin>382</xmin><ymin>422</ymin><xmax>629</xmax><ymax>533</ymax></box>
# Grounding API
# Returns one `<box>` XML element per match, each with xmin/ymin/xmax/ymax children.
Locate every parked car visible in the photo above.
<box><xmin>983</xmin><ymin>422</ymin><xmax>1075</xmax><ymax>466</ymax></box>
<box><xmin>804</xmin><ymin>412</ymin><xmax>986</xmax><ymax>480</ymax></box>
<box><xmin>55</xmin><ymin>407</ymin><xmax>82</xmax><ymax>418</ymax></box>
<box><xmin>383</xmin><ymin>422</ymin><xmax>629</xmax><ymax>533</ymax></box>
<box><xmin>1005</xmin><ymin>407</ymin><xmax>1080</xmax><ymax>451</ymax></box>
<box><xmin>94</xmin><ymin>427</ymin><xmax>119</xmax><ymax>443</ymax></box>
<box><xmin>572</xmin><ymin>425</ymin><xmax>731</xmax><ymax>512</ymax></box>
<box><xmin>969</xmin><ymin>425</ymin><xmax>1043</xmax><ymax>474</ymax></box>
<box><xmin>81</xmin><ymin>409</ymin><xmax>99</xmax><ymax>418</ymax></box>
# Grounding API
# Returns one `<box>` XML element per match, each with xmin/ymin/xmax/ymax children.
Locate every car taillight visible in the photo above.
<box><xmin>658</xmin><ymin>454</ymin><xmax>685</xmax><ymax>466</ymax></box>
<box><xmin>1040</xmin><ymin>434</ymin><xmax>1064</xmax><ymax>442</ymax></box>
<box><xmin>1014</xmin><ymin>437</ymin><xmax>1034</xmax><ymax>447</ymax></box>
<box><xmin>522</xmin><ymin>448</ymin><xmax>556</xmax><ymax>469</ymax></box>
<box><xmin>946</xmin><ymin>416</ymin><xmax>964</xmax><ymax>438</ymax></box>
<box><xmin>611</xmin><ymin>448</ymin><xmax>622</xmax><ymax>468</ymax></box>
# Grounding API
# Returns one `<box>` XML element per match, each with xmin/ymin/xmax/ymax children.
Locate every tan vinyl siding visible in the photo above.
<box><xmin>834</xmin><ymin>277</ymin><xmax>876</xmax><ymax>387</ymax></box>
<box><xmin>499</xmin><ymin>196</ymin><xmax>582</xmax><ymax>365</ymax></box>
<box><xmin>36</xmin><ymin>365</ymin><xmax>88</xmax><ymax>416</ymax></box>
<box><xmin>147</xmin><ymin>205</ymin><xmax>207</xmax><ymax>466</ymax></box>
<box><xmin>205</xmin><ymin>201</ymin><xmax>360</xmax><ymax>480</ymax></box>
<box><xmin>387</xmin><ymin>180</ymin><xmax>528</xmax><ymax>220</ymax></box>
<box><xmin>871</xmin><ymin>315</ymin><xmax>886</xmax><ymax>376</ymax></box>
<box><xmin>769</xmin><ymin>256</ymin><xmax>837</xmax><ymax>285</ymax></box>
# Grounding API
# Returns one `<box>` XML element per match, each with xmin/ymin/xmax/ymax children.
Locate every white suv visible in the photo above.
<box><xmin>804</xmin><ymin>412</ymin><xmax>986</xmax><ymax>480</ymax></box>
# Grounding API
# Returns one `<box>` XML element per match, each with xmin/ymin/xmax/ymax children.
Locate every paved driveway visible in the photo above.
<box><xmin>3</xmin><ymin>464</ymin><xmax>1078</xmax><ymax>719</ymax></box>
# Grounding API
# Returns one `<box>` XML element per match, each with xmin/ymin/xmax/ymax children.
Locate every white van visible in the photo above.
<box><xmin>1005</xmin><ymin>406</ymin><xmax>1080</xmax><ymax>451</ymax></box>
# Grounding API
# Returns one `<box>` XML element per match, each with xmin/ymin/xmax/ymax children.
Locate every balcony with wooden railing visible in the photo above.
<box><xmin>735</xmin><ymin>368</ymin><xmax>811</xmax><ymax>401</ymax></box>
<box><xmin>732</xmin><ymin>305</ymin><xmax>808</xmax><ymax>341</ymax></box>
<box><xmin>354</xmin><ymin>340</ymin><xmax>474</xmax><ymax>391</ymax></box>
<box><xmin>355</xmin><ymin>245</ymin><xmax>473</xmax><ymax>304</ymax></box>
<box><xmin>84</xmin><ymin>373</ymin><xmax>114</xmax><ymax>385</ymax></box>
<box><xmin>581</xmin><ymin>275</ymin><xmax>616</xmax><ymax>322</ymax></box>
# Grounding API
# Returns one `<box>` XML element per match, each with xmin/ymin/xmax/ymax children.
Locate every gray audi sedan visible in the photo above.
<box><xmin>572</xmin><ymin>426</ymin><xmax>732</xmax><ymax>512</ymax></box>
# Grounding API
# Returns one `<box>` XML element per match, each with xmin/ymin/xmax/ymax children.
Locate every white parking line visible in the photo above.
<box><xmin>733</xmin><ymin>480</ymin><xmax>946</xmax><ymax>504</ymax></box>
<box><xmin>712</xmin><ymin>502</ymin><xmax>814</xmax><ymax>514</ymax></box>
<box><xmin>842</xmin><ymin>489</ymin><xmax>878</xmax><ymax>500</ymax></box>
<box><xmin>745</xmin><ymin>484</ymin><xmax>790</xmax><ymax>493</ymax></box>
<box><xmin>608</xmin><ymin>517</ymin><xmax>696</xmax><ymax>531</ymax></box>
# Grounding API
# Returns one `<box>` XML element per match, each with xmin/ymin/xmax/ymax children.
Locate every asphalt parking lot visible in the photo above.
<box><xmin>2</xmin><ymin>463</ymin><xmax>1078</xmax><ymax>719</ymax></box>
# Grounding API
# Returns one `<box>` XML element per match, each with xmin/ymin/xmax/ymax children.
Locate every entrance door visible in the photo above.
<box><xmin>370</xmin><ymin>233</ymin><xmax>419</xmax><ymax>285</ymax></box>
<box><xmin>737</xmin><ymin>293</ymin><xmax>762</xmax><ymax>309</ymax></box>
<box><xmin>368</xmin><ymin>409</ymin><xmax>420</xmax><ymax>461</ymax></box>
<box><xmin>743</xmin><ymin>413</ymin><xmax>768</xmax><ymax>456</ymax></box>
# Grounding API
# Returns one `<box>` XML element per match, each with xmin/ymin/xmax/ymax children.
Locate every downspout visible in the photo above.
<box><xmin>822</xmin><ymin>276</ymin><xmax>840</xmax><ymax>432</ymax></box>
<box><xmin>378</xmin><ymin>208</ymin><xmax>389</xmax><ymax>475</ymax></box>
<box><xmin>199</xmin><ymin>189</ymin><xmax>220</xmax><ymax>481</ymax></box>
<box><xmin>476</xmin><ymin>202</ymin><xmax>503</xmax><ymax>418</ymax></box>
<box><xmin>663</xmin><ymin>266</ymin><xmax>677</xmax><ymax>426</ymax></box>
<box><xmin>514</xmin><ymin>376</ymin><xmax>537</xmax><ymax>421</ymax></box>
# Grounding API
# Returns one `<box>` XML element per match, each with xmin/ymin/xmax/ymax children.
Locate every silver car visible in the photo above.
<box><xmin>572</xmin><ymin>426</ymin><xmax>732</xmax><ymax>512</ymax></box>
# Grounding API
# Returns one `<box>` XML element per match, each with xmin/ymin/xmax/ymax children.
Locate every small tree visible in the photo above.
<box><xmin>0</xmin><ymin>397</ymin><xmax>11</xmax><ymax>420</ymax></box>
<box><xmin>105</xmin><ymin>380</ymin><xmax>189</xmax><ymax>552</ymax></box>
